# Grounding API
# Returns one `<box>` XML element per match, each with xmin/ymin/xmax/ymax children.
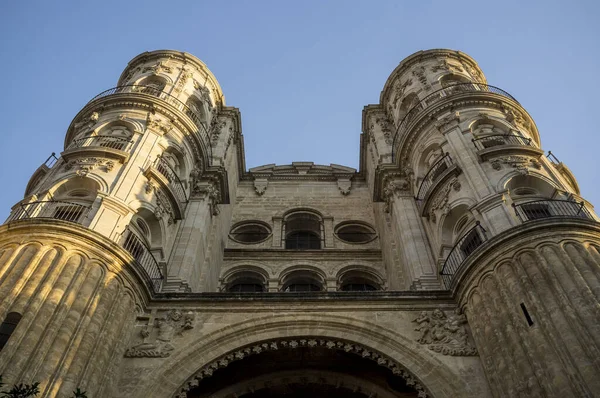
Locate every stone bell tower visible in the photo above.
<box><xmin>366</xmin><ymin>49</ymin><xmax>600</xmax><ymax>396</ymax></box>
<box><xmin>0</xmin><ymin>50</ymin><xmax>239</xmax><ymax>396</ymax></box>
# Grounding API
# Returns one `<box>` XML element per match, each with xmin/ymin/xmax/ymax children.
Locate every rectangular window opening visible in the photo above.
<box><xmin>520</xmin><ymin>302</ymin><xmax>534</xmax><ymax>326</ymax></box>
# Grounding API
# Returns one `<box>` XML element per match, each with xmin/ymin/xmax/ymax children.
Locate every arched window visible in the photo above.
<box><xmin>139</xmin><ymin>77</ymin><xmax>166</xmax><ymax>96</ymax></box>
<box><xmin>186</xmin><ymin>96</ymin><xmax>208</xmax><ymax>125</ymax></box>
<box><xmin>0</xmin><ymin>312</ymin><xmax>22</xmax><ymax>351</ymax></box>
<box><xmin>337</xmin><ymin>269</ymin><xmax>383</xmax><ymax>292</ymax></box>
<box><xmin>222</xmin><ymin>269</ymin><xmax>268</xmax><ymax>293</ymax></box>
<box><xmin>281</xmin><ymin>270</ymin><xmax>324</xmax><ymax>292</ymax></box>
<box><xmin>283</xmin><ymin>211</ymin><xmax>323</xmax><ymax>250</ymax></box>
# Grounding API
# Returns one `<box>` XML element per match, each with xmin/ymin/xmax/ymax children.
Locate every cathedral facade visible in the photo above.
<box><xmin>0</xmin><ymin>49</ymin><xmax>598</xmax><ymax>397</ymax></box>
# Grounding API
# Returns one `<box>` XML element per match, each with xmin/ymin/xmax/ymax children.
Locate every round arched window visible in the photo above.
<box><xmin>224</xmin><ymin>271</ymin><xmax>267</xmax><ymax>293</ymax></box>
<box><xmin>281</xmin><ymin>270</ymin><xmax>324</xmax><ymax>292</ymax></box>
<box><xmin>229</xmin><ymin>222</ymin><xmax>271</xmax><ymax>244</ymax></box>
<box><xmin>335</xmin><ymin>222</ymin><xmax>376</xmax><ymax>244</ymax></box>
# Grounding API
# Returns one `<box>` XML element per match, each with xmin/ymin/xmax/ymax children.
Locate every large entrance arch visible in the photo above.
<box><xmin>127</xmin><ymin>314</ymin><xmax>480</xmax><ymax>398</ymax></box>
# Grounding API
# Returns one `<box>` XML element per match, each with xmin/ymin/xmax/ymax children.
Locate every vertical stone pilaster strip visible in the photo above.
<box><xmin>37</xmin><ymin>265</ymin><xmax>103</xmax><ymax>396</ymax></box>
<box><xmin>56</xmin><ymin>274</ymin><xmax>121</xmax><ymax>396</ymax></box>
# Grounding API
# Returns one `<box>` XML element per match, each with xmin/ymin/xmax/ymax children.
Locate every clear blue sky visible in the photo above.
<box><xmin>1</xmin><ymin>0</ymin><xmax>599</xmax><ymax>220</ymax></box>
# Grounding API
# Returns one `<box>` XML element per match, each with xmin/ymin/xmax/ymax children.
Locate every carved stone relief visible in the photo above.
<box><xmin>142</xmin><ymin>61</ymin><xmax>173</xmax><ymax>75</ymax></box>
<box><xmin>193</xmin><ymin>81</ymin><xmax>213</xmax><ymax>107</ymax></box>
<box><xmin>490</xmin><ymin>156</ymin><xmax>541</xmax><ymax>175</ymax></box>
<box><xmin>254</xmin><ymin>178</ymin><xmax>268</xmax><ymax>196</ymax></box>
<box><xmin>192</xmin><ymin>180</ymin><xmax>220</xmax><ymax>216</ymax></box>
<box><xmin>72</xmin><ymin>111</ymin><xmax>100</xmax><ymax>137</ymax></box>
<box><xmin>391</xmin><ymin>78</ymin><xmax>413</xmax><ymax>109</ymax></box>
<box><xmin>427</xmin><ymin>178</ymin><xmax>461</xmax><ymax>222</ymax></box>
<box><xmin>412</xmin><ymin>66</ymin><xmax>428</xmax><ymax>86</ymax></box>
<box><xmin>64</xmin><ymin>157</ymin><xmax>114</xmax><ymax>176</ymax></box>
<box><xmin>146</xmin><ymin>181</ymin><xmax>176</xmax><ymax>225</ymax></box>
<box><xmin>435</xmin><ymin>111</ymin><xmax>461</xmax><ymax>132</ymax></box>
<box><xmin>431</xmin><ymin>59</ymin><xmax>463</xmax><ymax>73</ymax></box>
<box><xmin>412</xmin><ymin>308</ymin><xmax>477</xmax><ymax>356</ymax></box>
<box><xmin>382</xmin><ymin>174</ymin><xmax>411</xmax><ymax>213</ymax></box>
<box><xmin>124</xmin><ymin>309</ymin><xmax>195</xmax><ymax>358</ymax></box>
<box><xmin>146</xmin><ymin>113</ymin><xmax>173</xmax><ymax>135</ymax></box>
<box><xmin>337</xmin><ymin>178</ymin><xmax>352</xmax><ymax>196</ymax></box>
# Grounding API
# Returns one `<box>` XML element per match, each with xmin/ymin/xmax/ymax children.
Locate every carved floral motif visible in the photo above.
<box><xmin>431</xmin><ymin>59</ymin><xmax>463</xmax><ymax>73</ymax></box>
<box><xmin>412</xmin><ymin>66</ymin><xmax>428</xmax><ymax>86</ymax></box>
<box><xmin>254</xmin><ymin>178</ymin><xmax>268</xmax><ymax>196</ymax></box>
<box><xmin>413</xmin><ymin>308</ymin><xmax>477</xmax><ymax>356</ymax></box>
<box><xmin>175</xmin><ymin>337</ymin><xmax>429</xmax><ymax>398</ymax></box>
<box><xmin>435</xmin><ymin>111</ymin><xmax>460</xmax><ymax>131</ymax></box>
<box><xmin>192</xmin><ymin>180</ymin><xmax>221</xmax><ymax>216</ymax></box>
<box><xmin>124</xmin><ymin>310</ymin><xmax>195</xmax><ymax>358</ymax></box>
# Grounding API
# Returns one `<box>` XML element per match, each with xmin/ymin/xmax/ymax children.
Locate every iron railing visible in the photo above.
<box><xmin>7</xmin><ymin>200</ymin><xmax>90</xmax><ymax>223</ymax></box>
<box><xmin>472</xmin><ymin>134</ymin><xmax>532</xmax><ymax>151</ymax></box>
<box><xmin>546</xmin><ymin>151</ymin><xmax>561</xmax><ymax>165</ymax></box>
<box><xmin>415</xmin><ymin>153</ymin><xmax>453</xmax><ymax>202</ymax></box>
<box><xmin>513</xmin><ymin>199</ymin><xmax>592</xmax><ymax>222</ymax></box>
<box><xmin>43</xmin><ymin>152</ymin><xmax>59</xmax><ymax>169</ymax></box>
<box><xmin>121</xmin><ymin>227</ymin><xmax>163</xmax><ymax>291</ymax></box>
<box><xmin>440</xmin><ymin>222</ymin><xmax>488</xmax><ymax>288</ymax></box>
<box><xmin>67</xmin><ymin>135</ymin><xmax>132</xmax><ymax>151</ymax></box>
<box><xmin>391</xmin><ymin>83</ymin><xmax>519</xmax><ymax>161</ymax></box>
<box><xmin>87</xmin><ymin>85</ymin><xmax>211</xmax><ymax>159</ymax></box>
<box><xmin>153</xmin><ymin>156</ymin><xmax>188</xmax><ymax>203</ymax></box>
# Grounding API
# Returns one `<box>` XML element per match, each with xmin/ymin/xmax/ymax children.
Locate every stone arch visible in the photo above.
<box><xmin>219</xmin><ymin>265</ymin><xmax>270</xmax><ymax>292</ymax></box>
<box><xmin>128</xmin><ymin>314</ymin><xmax>475</xmax><ymax>398</ymax></box>
<box><xmin>335</xmin><ymin>264</ymin><xmax>386</xmax><ymax>291</ymax></box>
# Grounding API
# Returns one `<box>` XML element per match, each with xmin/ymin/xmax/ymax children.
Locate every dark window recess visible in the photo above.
<box><xmin>521</xmin><ymin>203</ymin><xmax>552</xmax><ymax>220</ymax></box>
<box><xmin>0</xmin><ymin>312</ymin><xmax>22</xmax><ymax>351</ymax></box>
<box><xmin>520</xmin><ymin>303</ymin><xmax>534</xmax><ymax>326</ymax></box>
<box><xmin>341</xmin><ymin>283</ymin><xmax>377</xmax><ymax>292</ymax></box>
<box><xmin>228</xmin><ymin>283</ymin><xmax>265</xmax><ymax>293</ymax></box>
<box><xmin>285</xmin><ymin>231</ymin><xmax>321</xmax><ymax>249</ymax></box>
<box><xmin>430</xmin><ymin>162</ymin><xmax>448</xmax><ymax>181</ymax></box>
<box><xmin>284</xmin><ymin>283</ymin><xmax>322</xmax><ymax>292</ymax></box>
<box><xmin>460</xmin><ymin>229</ymin><xmax>483</xmax><ymax>257</ymax></box>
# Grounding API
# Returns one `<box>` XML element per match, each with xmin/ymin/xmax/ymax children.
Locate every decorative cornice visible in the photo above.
<box><xmin>117</xmin><ymin>50</ymin><xmax>225</xmax><ymax>106</ymax></box>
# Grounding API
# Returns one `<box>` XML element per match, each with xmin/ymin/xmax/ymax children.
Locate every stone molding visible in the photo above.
<box><xmin>175</xmin><ymin>337</ymin><xmax>430</xmax><ymax>398</ymax></box>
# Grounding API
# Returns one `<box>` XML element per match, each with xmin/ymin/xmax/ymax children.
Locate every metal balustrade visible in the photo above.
<box><xmin>415</xmin><ymin>153</ymin><xmax>453</xmax><ymax>202</ymax></box>
<box><xmin>391</xmin><ymin>83</ymin><xmax>519</xmax><ymax>161</ymax></box>
<box><xmin>121</xmin><ymin>227</ymin><xmax>163</xmax><ymax>291</ymax></box>
<box><xmin>43</xmin><ymin>152</ymin><xmax>59</xmax><ymax>168</ymax></box>
<box><xmin>513</xmin><ymin>199</ymin><xmax>592</xmax><ymax>222</ymax></box>
<box><xmin>87</xmin><ymin>85</ymin><xmax>211</xmax><ymax>159</ymax></box>
<box><xmin>546</xmin><ymin>151</ymin><xmax>561</xmax><ymax>165</ymax></box>
<box><xmin>7</xmin><ymin>200</ymin><xmax>90</xmax><ymax>223</ymax></box>
<box><xmin>153</xmin><ymin>156</ymin><xmax>188</xmax><ymax>203</ymax></box>
<box><xmin>472</xmin><ymin>134</ymin><xmax>532</xmax><ymax>151</ymax></box>
<box><xmin>440</xmin><ymin>222</ymin><xmax>488</xmax><ymax>289</ymax></box>
<box><xmin>67</xmin><ymin>135</ymin><xmax>132</xmax><ymax>151</ymax></box>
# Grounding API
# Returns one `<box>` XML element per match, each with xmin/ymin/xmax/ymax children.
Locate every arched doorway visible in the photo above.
<box><xmin>184</xmin><ymin>339</ymin><xmax>422</xmax><ymax>397</ymax></box>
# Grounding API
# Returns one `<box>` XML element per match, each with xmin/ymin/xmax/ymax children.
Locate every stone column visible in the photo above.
<box><xmin>384</xmin><ymin>177</ymin><xmax>441</xmax><ymax>290</ymax></box>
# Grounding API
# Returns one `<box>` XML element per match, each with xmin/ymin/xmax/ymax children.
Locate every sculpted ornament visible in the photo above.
<box><xmin>383</xmin><ymin>177</ymin><xmax>410</xmax><ymax>213</ymax></box>
<box><xmin>435</xmin><ymin>111</ymin><xmax>460</xmax><ymax>131</ymax></box>
<box><xmin>176</xmin><ymin>338</ymin><xmax>429</xmax><ymax>398</ymax></box>
<box><xmin>490</xmin><ymin>156</ymin><xmax>541</xmax><ymax>174</ymax></box>
<box><xmin>124</xmin><ymin>310</ymin><xmax>195</xmax><ymax>358</ymax></box>
<box><xmin>64</xmin><ymin>157</ymin><xmax>114</xmax><ymax>176</ymax></box>
<box><xmin>430</xmin><ymin>59</ymin><xmax>463</xmax><ymax>73</ymax></box>
<box><xmin>413</xmin><ymin>308</ymin><xmax>477</xmax><ymax>356</ymax></box>
<box><xmin>192</xmin><ymin>180</ymin><xmax>221</xmax><ymax>215</ymax></box>
<box><xmin>73</xmin><ymin>111</ymin><xmax>100</xmax><ymax>136</ymax></box>
<box><xmin>391</xmin><ymin>79</ymin><xmax>413</xmax><ymax>109</ymax></box>
<box><xmin>142</xmin><ymin>61</ymin><xmax>173</xmax><ymax>75</ymax></box>
<box><xmin>412</xmin><ymin>66</ymin><xmax>428</xmax><ymax>86</ymax></box>
<box><xmin>146</xmin><ymin>113</ymin><xmax>173</xmax><ymax>135</ymax></box>
<box><xmin>254</xmin><ymin>178</ymin><xmax>268</xmax><ymax>196</ymax></box>
<box><xmin>337</xmin><ymin>178</ymin><xmax>352</xmax><ymax>196</ymax></box>
<box><xmin>194</xmin><ymin>81</ymin><xmax>213</xmax><ymax>107</ymax></box>
<box><xmin>427</xmin><ymin>178</ymin><xmax>461</xmax><ymax>222</ymax></box>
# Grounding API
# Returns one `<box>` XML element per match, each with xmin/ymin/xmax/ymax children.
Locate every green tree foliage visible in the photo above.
<box><xmin>0</xmin><ymin>376</ymin><xmax>87</xmax><ymax>398</ymax></box>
